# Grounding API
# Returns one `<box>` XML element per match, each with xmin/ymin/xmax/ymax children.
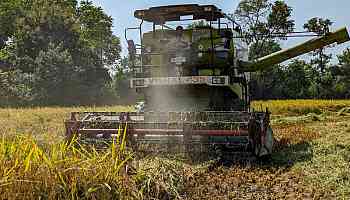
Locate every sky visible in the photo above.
<box><xmin>90</xmin><ymin>0</ymin><xmax>350</xmax><ymax>60</ymax></box>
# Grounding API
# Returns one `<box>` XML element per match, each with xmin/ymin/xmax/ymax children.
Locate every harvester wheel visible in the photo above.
<box><xmin>253</xmin><ymin>126</ymin><xmax>274</xmax><ymax>158</ymax></box>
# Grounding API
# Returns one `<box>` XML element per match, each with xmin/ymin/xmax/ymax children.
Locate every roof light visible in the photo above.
<box><xmin>204</xmin><ymin>7</ymin><xmax>213</xmax><ymax>12</ymax></box>
<box><xmin>136</xmin><ymin>11</ymin><xmax>145</xmax><ymax>17</ymax></box>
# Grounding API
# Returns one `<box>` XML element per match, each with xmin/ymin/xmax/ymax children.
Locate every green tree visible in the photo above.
<box><xmin>334</xmin><ymin>48</ymin><xmax>350</xmax><ymax>98</ymax></box>
<box><xmin>0</xmin><ymin>0</ymin><xmax>22</xmax><ymax>48</ymax></box>
<box><xmin>303</xmin><ymin>17</ymin><xmax>333</xmax><ymax>34</ymax></box>
<box><xmin>235</xmin><ymin>0</ymin><xmax>295</xmax><ymax>59</ymax></box>
<box><xmin>303</xmin><ymin>17</ymin><xmax>333</xmax><ymax>73</ymax></box>
<box><xmin>282</xmin><ymin>60</ymin><xmax>313</xmax><ymax>99</ymax></box>
<box><xmin>338</xmin><ymin>48</ymin><xmax>350</xmax><ymax>66</ymax></box>
<box><xmin>14</xmin><ymin>0</ymin><xmax>80</xmax><ymax>73</ymax></box>
<box><xmin>235</xmin><ymin>0</ymin><xmax>295</xmax><ymax>100</ymax></box>
<box><xmin>33</xmin><ymin>43</ymin><xmax>79</xmax><ymax>105</ymax></box>
<box><xmin>248</xmin><ymin>40</ymin><xmax>282</xmax><ymax>60</ymax></box>
<box><xmin>78</xmin><ymin>1</ymin><xmax>121</xmax><ymax>67</ymax></box>
<box><xmin>74</xmin><ymin>1</ymin><xmax>121</xmax><ymax>104</ymax></box>
<box><xmin>113</xmin><ymin>57</ymin><xmax>131</xmax><ymax>98</ymax></box>
<box><xmin>303</xmin><ymin>17</ymin><xmax>335</xmax><ymax>98</ymax></box>
<box><xmin>0</xmin><ymin>68</ymin><xmax>33</xmax><ymax>106</ymax></box>
<box><xmin>0</xmin><ymin>0</ymin><xmax>121</xmax><ymax>106</ymax></box>
<box><xmin>248</xmin><ymin>40</ymin><xmax>282</xmax><ymax>99</ymax></box>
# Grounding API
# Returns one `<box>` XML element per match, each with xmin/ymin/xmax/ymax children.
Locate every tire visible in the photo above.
<box><xmin>253</xmin><ymin>126</ymin><xmax>274</xmax><ymax>158</ymax></box>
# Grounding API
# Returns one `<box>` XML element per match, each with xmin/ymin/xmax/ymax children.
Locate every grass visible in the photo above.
<box><xmin>0</xmin><ymin>100</ymin><xmax>349</xmax><ymax>199</ymax></box>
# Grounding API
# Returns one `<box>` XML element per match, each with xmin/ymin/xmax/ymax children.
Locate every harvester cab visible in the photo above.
<box><xmin>66</xmin><ymin>4</ymin><xmax>350</xmax><ymax>158</ymax></box>
<box><xmin>126</xmin><ymin>4</ymin><xmax>250</xmax><ymax>112</ymax></box>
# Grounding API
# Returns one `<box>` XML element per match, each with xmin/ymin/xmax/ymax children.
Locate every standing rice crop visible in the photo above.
<box><xmin>252</xmin><ymin>99</ymin><xmax>350</xmax><ymax>115</ymax></box>
<box><xmin>0</xmin><ymin>125</ymin><xmax>136</xmax><ymax>199</ymax></box>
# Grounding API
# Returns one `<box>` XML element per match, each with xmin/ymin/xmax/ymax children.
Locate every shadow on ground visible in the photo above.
<box><xmin>187</xmin><ymin>140</ymin><xmax>314</xmax><ymax>170</ymax></box>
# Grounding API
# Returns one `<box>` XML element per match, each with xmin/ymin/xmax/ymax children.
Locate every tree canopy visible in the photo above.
<box><xmin>235</xmin><ymin>0</ymin><xmax>295</xmax><ymax>59</ymax></box>
<box><xmin>0</xmin><ymin>0</ymin><xmax>121</xmax><ymax>106</ymax></box>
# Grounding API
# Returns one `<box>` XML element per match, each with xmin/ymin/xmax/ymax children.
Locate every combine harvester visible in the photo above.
<box><xmin>65</xmin><ymin>4</ymin><xmax>350</xmax><ymax>158</ymax></box>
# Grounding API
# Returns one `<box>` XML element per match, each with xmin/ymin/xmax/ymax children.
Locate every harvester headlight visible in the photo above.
<box><xmin>212</xmin><ymin>77</ymin><xmax>226</xmax><ymax>85</ymax></box>
<box><xmin>198</xmin><ymin>44</ymin><xmax>204</xmax><ymax>51</ymax></box>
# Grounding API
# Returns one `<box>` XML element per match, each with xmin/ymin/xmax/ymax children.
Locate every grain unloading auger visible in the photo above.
<box><xmin>65</xmin><ymin>4</ymin><xmax>350</xmax><ymax>158</ymax></box>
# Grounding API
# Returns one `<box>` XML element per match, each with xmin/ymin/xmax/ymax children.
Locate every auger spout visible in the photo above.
<box><xmin>242</xmin><ymin>27</ymin><xmax>350</xmax><ymax>72</ymax></box>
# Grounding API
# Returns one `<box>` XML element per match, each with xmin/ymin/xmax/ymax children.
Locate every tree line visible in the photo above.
<box><xmin>0</xmin><ymin>0</ymin><xmax>349</xmax><ymax>107</ymax></box>
<box><xmin>0</xmin><ymin>0</ymin><xmax>121</xmax><ymax>106</ymax></box>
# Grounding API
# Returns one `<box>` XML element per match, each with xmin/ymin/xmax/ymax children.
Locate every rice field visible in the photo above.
<box><xmin>0</xmin><ymin>100</ymin><xmax>349</xmax><ymax>199</ymax></box>
<box><xmin>252</xmin><ymin>99</ymin><xmax>350</xmax><ymax>115</ymax></box>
